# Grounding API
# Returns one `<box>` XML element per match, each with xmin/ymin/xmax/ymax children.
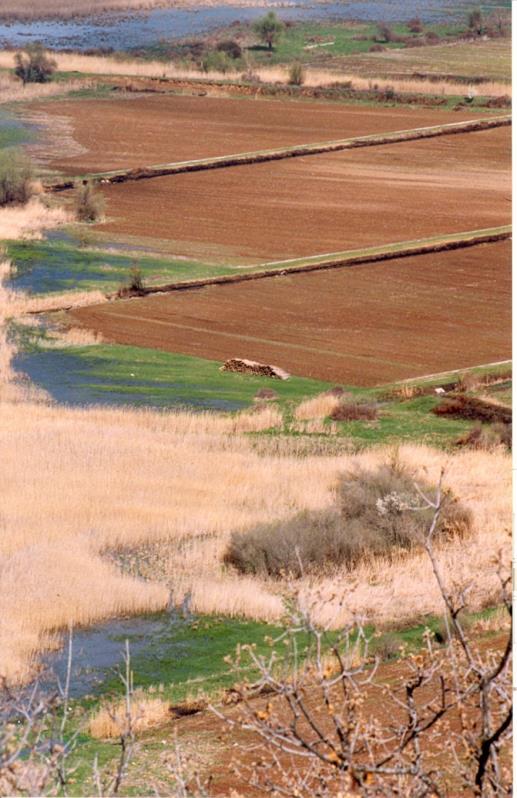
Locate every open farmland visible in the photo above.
<box><xmin>71</xmin><ymin>239</ymin><xmax>511</xmax><ymax>385</ymax></box>
<box><xmin>93</xmin><ymin>125</ymin><xmax>510</xmax><ymax>260</ymax></box>
<box><xmin>27</xmin><ymin>94</ymin><xmax>471</xmax><ymax>175</ymax></box>
<box><xmin>328</xmin><ymin>39</ymin><xmax>511</xmax><ymax>82</ymax></box>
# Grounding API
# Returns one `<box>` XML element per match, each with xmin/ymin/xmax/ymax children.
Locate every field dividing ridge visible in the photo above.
<box><xmin>47</xmin><ymin>114</ymin><xmax>511</xmax><ymax>191</ymax></box>
<box><xmin>122</xmin><ymin>226</ymin><xmax>512</xmax><ymax>297</ymax></box>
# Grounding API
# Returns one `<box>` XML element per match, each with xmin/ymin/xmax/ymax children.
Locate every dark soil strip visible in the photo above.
<box><xmin>434</xmin><ymin>395</ymin><xmax>512</xmax><ymax>424</ymax></box>
<box><xmin>47</xmin><ymin>114</ymin><xmax>511</xmax><ymax>192</ymax></box>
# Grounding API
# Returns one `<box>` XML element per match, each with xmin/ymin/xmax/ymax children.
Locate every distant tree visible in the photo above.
<box><xmin>252</xmin><ymin>12</ymin><xmax>284</xmax><ymax>51</ymax></box>
<box><xmin>487</xmin><ymin>9</ymin><xmax>511</xmax><ymax>37</ymax></box>
<box><xmin>14</xmin><ymin>43</ymin><xmax>56</xmax><ymax>85</ymax></box>
<box><xmin>376</xmin><ymin>22</ymin><xmax>394</xmax><ymax>43</ymax></box>
<box><xmin>468</xmin><ymin>8</ymin><xmax>484</xmax><ymax>36</ymax></box>
<box><xmin>407</xmin><ymin>16</ymin><xmax>423</xmax><ymax>34</ymax></box>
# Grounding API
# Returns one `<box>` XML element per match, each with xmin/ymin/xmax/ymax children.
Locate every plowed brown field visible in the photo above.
<box><xmin>95</xmin><ymin>126</ymin><xmax>510</xmax><ymax>261</ymax></box>
<box><xmin>30</xmin><ymin>94</ymin><xmax>470</xmax><ymax>174</ymax></box>
<box><xmin>71</xmin><ymin>239</ymin><xmax>511</xmax><ymax>385</ymax></box>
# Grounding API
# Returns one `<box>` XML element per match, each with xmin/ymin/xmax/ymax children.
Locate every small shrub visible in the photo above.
<box><xmin>324</xmin><ymin>385</ymin><xmax>347</xmax><ymax>397</ymax></box>
<box><xmin>201</xmin><ymin>50</ymin><xmax>232</xmax><ymax>74</ymax></box>
<box><xmin>117</xmin><ymin>265</ymin><xmax>145</xmax><ymax>297</ymax></box>
<box><xmin>376</xmin><ymin>23</ymin><xmax>394</xmax><ymax>43</ymax></box>
<box><xmin>223</xmin><ymin>461</ymin><xmax>472</xmax><ymax>578</ymax></box>
<box><xmin>456</xmin><ymin>422</ymin><xmax>511</xmax><ymax>451</ymax></box>
<box><xmin>75</xmin><ymin>180</ymin><xmax>105</xmax><ymax>222</ymax></box>
<box><xmin>288</xmin><ymin>61</ymin><xmax>305</xmax><ymax>86</ymax></box>
<box><xmin>329</xmin><ymin>401</ymin><xmax>378</xmax><ymax>422</ymax></box>
<box><xmin>216</xmin><ymin>39</ymin><xmax>242</xmax><ymax>59</ymax></box>
<box><xmin>407</xmin><ymin>17</ymin><xmax>423</xmax><ymax>34</ymax></box>
<box><xmin>369</xmin><ymin>44</ymin><xmax>386</xmax><ymax>53</ymax></box>
<box><xmin>371</xmin><ymin>632</ymin><xmax>401</xmax><ymax>661</ymax></box>
<box><xmin>425</xmin><ymin>31</ymin><xmax>440</xmax><ymax>44</ymax></box>
<box><xmin>468</xmin><ymin>8</ymin><xmax>484</xmax><ymax>36</ymax></box>
<box><xmin>0</xmin><ymin>148</ymin><xmax>35</xmax><ymax>206</ymax></box>
<box><xmin>255</xmin><ymin>387</ymin><xmax>279</xmax><ymax>401</ymax></box>
<box><xmin>14</xmin><ymin>43</ymin><xmax>56</xmax><ymax>85</ymax></box>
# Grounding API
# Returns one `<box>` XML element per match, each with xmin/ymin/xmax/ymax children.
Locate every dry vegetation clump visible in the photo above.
<box><xmin>14</xmin><ymin>44</ymin><xmax>56</xmax><ymax>85</ymax></box>
<box><xmin>0</xmin><ymin>148</ymin><xmax>35</xmax><ymax>206</ymax></box>
<box><xmin>89</xmin><ymin>691</ymin><xmax>171</xmax><ymax>739</ymax></box>
<box><xmin>433</xmin><ymin>394</ymin><xmax>511</xmax><ymax>424</ymax></box>
<box><xmin>294</xmin><ymin>392</ymin><xmax>343</xmax><ymax>421</ymax></box>
<box><xmin>223</xmin><ymin>461</ymin><xmax>472</xmax><ymax>578</ymax></box>
<box><xmin>0</xmin><ymin>197</ymin><xmax>70</xmax><ymax>240</ymax></box>
<box><xmin>116</xmin><ymin>265</ymin><xmax>145</xmax><ymax>297</ymax></box>
<box><xmin>254</xmin><ymin>387</ymin><xmax>278</xmax><ymax>401</ymax></box>
<box><xmin>75</xmin><ymin>180</ymin><xmax>105</xmax><ymax>222</ymax></box>
<box><xmin>329</xmin><ymin>400</ymin><xmax>379</xmax><ymax>422</ymax></box>
<box><xmin>456</xmin><ymin>422</ymin><xmax>511</xmax><ymax>451</ymax></box>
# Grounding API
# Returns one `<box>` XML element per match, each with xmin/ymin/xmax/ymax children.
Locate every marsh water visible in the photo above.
<box><xmin>42</xmin><ymin>612</ymin><xmax>189</xmax><ymax>698</ymax></box>
<box><xmin>0</xmin><ymin>1</ymin><xmax>509</xmax><ymax>51</ymax></box>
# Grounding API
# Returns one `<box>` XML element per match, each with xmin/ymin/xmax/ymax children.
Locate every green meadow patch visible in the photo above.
<box><xmin>6</xmin><ymin>238</ymin><xmax>234</xmax><ymax>295</ymax></box>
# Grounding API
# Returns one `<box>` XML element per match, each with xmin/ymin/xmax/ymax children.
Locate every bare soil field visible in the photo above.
<box><xmin>94</xmin><ymin>125</ymin><xmax>510</xmax><ymax>261</ymax></box>
<box><xmin>71</xmin><ymin>239</ymin><xmax>511</xmax><ymax>385</ymax></box>
<box><xmin>29</xmin><ymin>94</ymin><xmax>473</xmax><ymax>175</ymax></box>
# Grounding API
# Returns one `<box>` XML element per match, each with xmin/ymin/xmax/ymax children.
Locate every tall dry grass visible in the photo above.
<box><xmin>294</xmin><ymin>392</ymin><xmax>342</xmax><ymax>421</ymax></box>
<box><xmin>0</xmin><ymin>72</ymin><xmax>92</xmax><ymax>104</ymax></box>
<box><xmin>0</xmin><ymin>395</ymin><xmax>510</xmax><ymax>683</ymax></box>
<box><xmin>89</xmin><ymin>690</ymin><xmax>170</xmax><ymax>739</ymax></box>
<box><xmin>0</xmin><ymin>197</ymin><xmax>70</xmax><ymax>241</ymax></box>
<box><xmin>0</xmin><ymin>50</ymin><xmax>509</xmax><ymax>98</ymax></box>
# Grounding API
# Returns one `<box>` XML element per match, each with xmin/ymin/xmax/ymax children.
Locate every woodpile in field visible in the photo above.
<box><xmin>221</xmin><ymin>358</ymin><xmax>289</xmax><ymax>380</ymax></box>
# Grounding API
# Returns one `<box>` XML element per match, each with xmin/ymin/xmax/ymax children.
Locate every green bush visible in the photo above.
<box><xmin>223</xmin><ymin>461</ymin><xmax>472</xmax><ymax>578</ymax></box>
<box><xmin>201</xmin><ymin>50</ymin><xmax>232</xmax><ymax>74</ymax></box>
<box><xmin>252</xmin><ymin>12</ymin><xmax>284</xmax><ymax>51</ymax></box>
<box><xmin>14</xmin><ymin>44</ymin><xmax>56</xmax><ymax>85</ymax></box>
<box><xmin>75</xmin><ymin>180</ymin><xmax>105</xmax><ymax>222</ymax></box>
<box><xmin>0</xmin><ymin>148</ymin><xmax>34</xmax><ymax>206</ymax></box>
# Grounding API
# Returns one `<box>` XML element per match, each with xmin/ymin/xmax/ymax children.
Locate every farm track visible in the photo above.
<box><xmin>46</xmin><ymin>114</ymin><xmax>511</xmax><ymax>191</ymax></box>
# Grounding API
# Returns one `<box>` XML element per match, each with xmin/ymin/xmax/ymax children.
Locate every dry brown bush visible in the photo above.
<box><xmin>329</xmin><ymin>401</ymin><xmax>378</xmax><ymax>422</ymax></box>
<box><xmin>223</xmin><ymin>461</ymin><xmax>472</xmax><ymax>578</ymax></box>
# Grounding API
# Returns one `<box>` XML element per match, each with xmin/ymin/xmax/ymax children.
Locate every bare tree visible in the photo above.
<box><xmin>213</xmin><ymin>475</ymin><xmax>512</xmax><ymax>796</ymax></box>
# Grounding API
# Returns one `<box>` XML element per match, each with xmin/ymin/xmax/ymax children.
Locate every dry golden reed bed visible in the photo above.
<box><xmin>0</xmin><ymin>50</ymin><xmax>510</xmax><ymax>98</ymax></box>
<box><xmin>0</xmin><ymin>394</ymin><xmax>511</xmax><ymax>684</ymax></box>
